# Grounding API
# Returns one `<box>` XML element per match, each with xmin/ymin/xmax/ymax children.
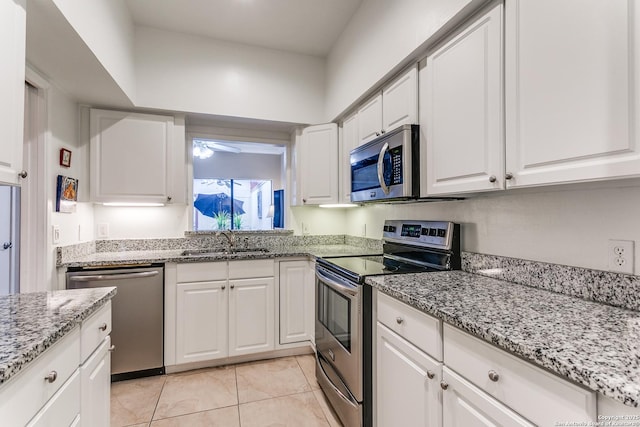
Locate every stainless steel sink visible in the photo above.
<box><xmin>180</xmin><ymin>247</ymin><xmax>270</xmax><ymax>257</ymax></box>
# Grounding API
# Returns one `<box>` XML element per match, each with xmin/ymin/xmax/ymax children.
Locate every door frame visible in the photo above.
<box><xmin>22</xmin><ymin>66</ymin><xmax>49</xmax><ymax>292</ymax></box>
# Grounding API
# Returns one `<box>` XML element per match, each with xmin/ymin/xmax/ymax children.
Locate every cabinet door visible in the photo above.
<box><xmin>80</xmin><ymin>336</ymin><xmax>111</xmax><ymax>427</ymax></box>
<box><xmin>377</xmin><ymin>323</ymin><xmax>442</xmax><ymax>427</ymax></box>
<box><xmin>505</xmin><ymin>0</ymin><xmax>640</xmax><ymax>187</ymax></box>
<box><xmin>442</xmin><ymin>367</ymin><xmax>534</xmax><ymax>427</ymax></box>
<box><xmin>358</xmin><ymin>93</ymin><xmax>383</xmax><ymax>144</ymax></box>
<box><xmin>27</xmin><ymin>370</ymin><xmax>81</xmax><ymax>427</ymax></box>
<box><xmin>423</xmin><ymin>3</ymin><xmax>503</xmax><ymax>196</ymax></box>
<box><xmin>176</xmin><ymin>281</ymin><xmax>228</xmax><ymax>363</ymax></box>
<box><xmin>90</xmin><ymin>109</ymin><xmax>174</xmax><ymax>204</ymax></box>
<box><xmin>340</xmin><ymin>112</ymin><xmax>359</xmax><ymax>203</ymax></box>
<box><xmin>279</xmin><ymin>261</ymin><xmax>314</xmax><ymax>344</ymax></box>
<box><xmin>229</xmin><ymin>277</ymin><xmax>275</xmax><ymax>356</ymax></box>
<box><xmin>299</xmin><ymin>123</ymin><xmax>338</xmax><ymax>205</ymax></box>
<box><xmin>383</xmin><ymin>66</ymin><xmax>418</xmax><ymax>132</ymax></box>
<box><xmin>0</xmin><ymin>0</ymin><xmax>26</xmax><ymax>185</ymax></box>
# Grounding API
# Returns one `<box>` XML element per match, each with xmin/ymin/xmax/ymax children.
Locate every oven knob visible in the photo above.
<box><xmin>396</xmin><ymin>317</ymin><xmax>404</xmax><ymax>324</ymax></box>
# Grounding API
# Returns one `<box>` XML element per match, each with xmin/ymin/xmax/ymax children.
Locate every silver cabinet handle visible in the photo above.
<box><xmin>489</xmin><ymin>175</ymin><xmax>497</xmax><ymax>183</ymax></box>
<box><xmin>18</xmin><ymin>170</ymin><xmax>27</xmax><ymax>179</ymax></box>
<box><xmin>505</xmin><ymin>172</ymin><xmax>514</xmax><ymax>180</ymax></box>
<box><xmin>396</xmin><ymin>317</ymin><xmax>404</xmax><ymax>324</ymax></box>
<box><xmin>488</xmin><ymin>370</ymin><xmax>500</xmax><ymax>382</ymax></box>
<box><xmin>440</xmin><ymin>380</ymin><xmax>448</xmax><ymax>390</ymax></box>
<box><xmin>44</xmin><ymin>371</ymin><xmax>57</xmax><ymax>383</ymax></box>
<box><xmin>426</xmin><ymin>371</ymin><xmax>435</xmax><ymax>380</ymax></box>
<box><xmin>99</xmin><ymin>323</ymin><xmax>107</xmax><ymax>331</ymax></box>
<box><xmin>109</xmin><ymin>345</ymin><xmax>116</xmax><ymax>352</ymax></box>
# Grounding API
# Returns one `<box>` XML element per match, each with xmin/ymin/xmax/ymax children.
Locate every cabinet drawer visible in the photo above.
<box><xmin>0</xmin><ymin>327</ymin><xmax>80</xmax><ymax>426</ymax></box>
<box><xmin>177</xmin><ymin>262</ymin><xmax>227</xmax><ymax>282</ymax></box>
<box><xmin>377</xmin><ymin>292</ymin><xmax>442</xmax><ymax>360</ymax></box>
<box><xmin>81</xmin><ymin>301</ymin><xmax>111</xmax><ymax>363</ymax></box>
<box><xmin>443</xmin><ymin>324</ymin><xmax>596</xmax><ymax>426</ymax></box>
<box><xmin>229</xmin><ymin>259</ymin><xmax>274</xmax><ymax>279</ymax></box>
<box><xmin>27</xmin><ymin>369</ymin><xmax>81</xmax><ymax>427</ymax></box>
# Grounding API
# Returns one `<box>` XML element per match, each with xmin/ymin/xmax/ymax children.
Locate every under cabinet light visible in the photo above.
<box><xmin>318</xmin><ymin>203</ymin><xmax>359</xmax><ymax>208</ymax></box>
<box><xmin>102</xmin><ymin>202</ymin><xmax>165</xmax><ymax>207</ymax></box>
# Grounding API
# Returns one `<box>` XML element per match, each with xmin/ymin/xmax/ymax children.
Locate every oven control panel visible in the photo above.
<box><xmin>382</xmin><ymin>220</ymin><xmax>456</xmax><ymax>250</ymax></box>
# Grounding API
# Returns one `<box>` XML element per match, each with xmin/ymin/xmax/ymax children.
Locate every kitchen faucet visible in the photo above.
<box><xmin>216</xmin><ymin>230</ymin><xmax>236</xmax><ymax>252</ymax></box>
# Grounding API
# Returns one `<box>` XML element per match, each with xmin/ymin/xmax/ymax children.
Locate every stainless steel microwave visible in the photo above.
<box><xmin>350</xmin><ymin>124</ymin><xmax>419</xmax><ymax>203</ymax></box>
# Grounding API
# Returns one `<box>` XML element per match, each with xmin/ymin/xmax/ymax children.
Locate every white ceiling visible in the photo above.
<box><xmin>125</xmin><ymin>0</ymin><xmax>363</xmax><ymax>57</ymax></box>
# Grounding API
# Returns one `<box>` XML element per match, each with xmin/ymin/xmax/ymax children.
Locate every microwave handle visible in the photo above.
<box><xmin>376</xmin><ymin>142</ymin><xmax>391</xmax><ymax>195</ymax></box>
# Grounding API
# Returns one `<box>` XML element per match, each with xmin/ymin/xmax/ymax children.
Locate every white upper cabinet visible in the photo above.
<box><xmin>298</xmin><ymin>123</ymin><xmax>339</xmax><ymax>205</ymax></box>
<box><xmin>340</xmin><ymin>112</ymin><xmax>359</xmax><ymax>204</ymax></box>
<box><xmin>358</xmin><ymin>66</ymin><xmax>418</xmax><ymax>145</ymax></box>
<box><xmin>90</xmin><ymin>109</ymin><xmax>185</xmax><ymax>204</ymax></box>
<box><xmin>422</xmin><ymin>3</ymin><xmax>504</xmax><ymax>196</ymax></box>
<box><xmin>0</xmin><ymin>0</ymin><xmax>26</xmax><ymax>185</ymax></box>
<box><xmin>505</xmin><ymin>0</ymin><xmax>640</xmax><ymax>187</ymax></box>
<box><xmin>357</xmin><ymin>93</ymin><xmax>384</xmax><ymax>145</ymax></box>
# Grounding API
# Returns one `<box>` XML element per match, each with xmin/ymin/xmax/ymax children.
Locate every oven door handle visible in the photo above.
<box><xmin>315</xmin><ymin>268</ymin><xmax>359</xmax><ymax>297</ymax></box>
<box><xmin>376</xmin><ymin>141</ymin><xmax>391</xmax><ymax>195</ymax></box>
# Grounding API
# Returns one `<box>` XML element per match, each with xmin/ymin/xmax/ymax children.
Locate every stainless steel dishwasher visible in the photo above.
<box><xmin>66</xmin><ymin>264</ymin><xmax>164</xmax><ymax>381</ymax></box>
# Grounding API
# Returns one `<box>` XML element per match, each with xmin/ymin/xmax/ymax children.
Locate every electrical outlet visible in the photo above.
<box><xmin>608</xmin><ymin>240</ymin><xmax>634</xmax><ymax>274</ymax></box>
<box><xmin>97</xmin><ymin>223</ymin><xmax>109</xmax><ymax>239</ymax></box>
<box><xmin>52</xmin><ymin>225</ymin><xmax>60</xmax><ymax>245</ymax></box>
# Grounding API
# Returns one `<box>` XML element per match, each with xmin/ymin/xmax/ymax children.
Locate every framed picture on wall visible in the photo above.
<box><xmin>56</xmin><ymin>175</ymin><xmax>78</xmax><ymax>213</ymax></box>
<box><xmin>59</xmin><ymin>148</ymin><xmax>72</xmax><ymax>167</ymax></box>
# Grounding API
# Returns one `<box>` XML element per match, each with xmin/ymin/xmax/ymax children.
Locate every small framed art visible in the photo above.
<box><xmin>60</xmin><ymin>148</ymin><xmax>72</xmax><ymax>167</ymax></box>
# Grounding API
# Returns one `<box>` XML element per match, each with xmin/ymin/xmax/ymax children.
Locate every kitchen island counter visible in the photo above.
<box><xmin>0</xmin><ymin>287</ymin><xmax>116</xmax><ymax>385</ymax></box>
<box><xmin>366</xmin><ymin>270</ymin><xmax>640</xmax><ymax>409</ymax></box>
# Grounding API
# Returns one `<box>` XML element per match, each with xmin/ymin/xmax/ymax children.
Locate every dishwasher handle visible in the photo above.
<box><xmin>68</xmin><ymin>270</ymin><xmax>160</xmax><ymax>282</ymax></box>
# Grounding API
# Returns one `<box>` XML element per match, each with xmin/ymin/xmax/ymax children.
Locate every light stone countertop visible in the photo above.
<box><xmin>58</xmin><ymin>244</ymin><xmax>382</xmax><ymax>268</ymax></box>
<box><xmin>0</xmin><ymin>287</ymin><xmax>116</xmax><ymax>385</ymax></box>
<box><xmin>366</xmin><ymin>270</ymin><xmax>640</xmax><ymax>408</ymax></box>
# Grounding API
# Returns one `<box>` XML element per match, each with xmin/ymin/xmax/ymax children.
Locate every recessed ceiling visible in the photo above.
<box><xmin>125</xmin><ymin>0</ymin><xmax>363</xmax><ymax>56</ymax></box>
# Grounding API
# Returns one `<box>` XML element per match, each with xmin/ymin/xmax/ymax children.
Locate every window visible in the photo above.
<box><xmin>193</xmin><ymin>179</ymin><xmax>272</xmax><ymax>231</ymax></box>
<box><xmin>191</xmin><ymin>137</ymin><xmax>286</xmax><ymax>231</ymax></box>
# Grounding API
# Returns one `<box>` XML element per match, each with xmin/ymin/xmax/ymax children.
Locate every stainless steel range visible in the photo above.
<box><xmin>315</xmin><ymin>220</ymin><xmax>460</xmax><ymax>427</ymax></box>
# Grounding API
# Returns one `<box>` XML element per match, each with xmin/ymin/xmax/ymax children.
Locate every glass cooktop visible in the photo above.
<box><xmin>318</xmin><ymin>255</ymin><xmax>437</xmax><ymax>281</ymax></box>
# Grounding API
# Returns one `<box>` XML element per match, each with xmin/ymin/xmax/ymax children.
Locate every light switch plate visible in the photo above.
<box><xmin>52</xmin><ymin>225</ymin><xmax>60</xmax><ymax>245</ymax></box>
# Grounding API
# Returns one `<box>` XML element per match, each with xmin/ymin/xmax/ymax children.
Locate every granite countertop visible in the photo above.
<box><xmin>0</xmin><ymin>287</ymin><xmax>116</xmax><ymax>385</ymax></box>
<box><xmin>366</xmin><ymin>271</ymin><xmax>640</xmax><ymax>408</ymax></box>
<box><xmin>59</xmin><ymin>244</ymin><xmax>382</xmax><ymax>268</ymax></box>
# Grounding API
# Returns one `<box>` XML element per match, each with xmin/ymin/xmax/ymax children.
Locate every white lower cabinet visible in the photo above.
<box><xmin>80</xmin><ymin>337</ymin><xmax>111</xmax><ymax>427</ymax></box>
<box><xmin>278</xmin><ymin>260</ymin><xmax>314</xmax><ymax>345</ymax></box>
<box><xmin>376</xmin><ymin>323</ymin><xmax>442</xmax><ymax>427</ymax></box>
<box><xmin>442</xmin><ymin>367</ymin><xmax>532</xmax><ymax>427</ymax></box>
<box><xmin>174</xmin><ymin>260</ymin><xmax>275</xmax><ymax>365</ymax></box>
<box><xmin>176</xmin><ymin>280</ymin><xmax>228</xmax><ymax>363</ymax></box>
<box><xmin>229</xmin><ymin>277</ymin><xmax>275</xmax><ymax>356</ymax></box>
<box><xmin>0</xmin><ymin>301</ymin><xmax>112</xmax><ymax>427</ymax></box>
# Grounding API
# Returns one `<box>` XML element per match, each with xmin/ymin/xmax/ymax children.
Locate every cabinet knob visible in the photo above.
<box><xmin>440</xmin><ymin>380</ymin><xmax>448</xmax><ymax>390</ymax></box>
<box><xmin>230</xmin><ymin>284</ymin><xmax>235</xmax><ymax>289</ymax></box>
<box><xmin>166</xmin><ymin>196</ymin><xmax>172</xmax><ymax>203</ymax></box>
<box><xmin>375</xmin><ymin>132</ymin><xmax>380</xmax><ymax>136</ymax></box>
<box><xmin>2</xmin><ymin>242</ymin><xmax>12</xmax><ymax>250</ymax></box>
<box><xmin>396</xmin><ymin>317</ymin><xmax>404</xmax><ymax>324</ymax></box>
<box><xmin>380</xmin><ymin>129</ymin><xmax>385</xmax><ymax>134</ymax></box>
<box><xmin>18</xmin><ymin>170</ymin><xmax>28</xmax><ymax>179</ymax></box>
<box><xmin>99</xmin><ymin>323</ymin><xmax>108</xmax><ymax>331</ymax></box>
<box><xmin>44</xmin><ymin>371</ymin><xmax>58</xmax><ymax>383</ymax></box>
<box><xmin>505</xmin><ymin>172</ymin><xmax>514</xmax><ymax>180</ymax></box>
<box><xmin>489</xmin><ymin>175</ymin><xmax>497</xmax><ymax>183</ymax></box>
<box><xmin>221</xmin><ymin>285</ymin><xmax>226</xmax><ymax>290</ymax></box>
<box><xmin>302</xmin><ymin>199</ymin><xmax>307</xmax><ymax>204</ymax></box>
<box><xmin>426</xmin><ymin>371</ymin><xmax>435</xmax><ymax>380</ymax></box>
<box><xmin>488</xmin><ymin>370</ymin><xmax>500</xmax><ymax>382</ymax></box>
<box><xmin>109</xmin><ymin>345</ymin><xmax>116</xmax><ymax>352</ymax></box>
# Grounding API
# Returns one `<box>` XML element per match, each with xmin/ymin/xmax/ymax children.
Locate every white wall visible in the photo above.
<box><xmin>344</xmin><ymin>183</ymin><xmax>640</xmax><ymax>273</ymax></box>
<box><xmin>289</xmin><ymin>206</ymin><xmax>349</xmax><ymax>236</ymax></box>
<box><xmin>50</xmin><ymin>0</ymin><xmax>136</xmax><ymax>100</ymax></box>
<box><xmin>93</xmin><ymin>204</ymin><xmax>188</xmax><ymax>239</ymax></box>
<box><xmin>134</xmin><ymin>26</ymin><xmax>326</xmax><ymax>124</ymax></box>
<box><xmin>325</xmin><ymin>0</ymin><xmax>483</xmax><ymax>120</ymax></box>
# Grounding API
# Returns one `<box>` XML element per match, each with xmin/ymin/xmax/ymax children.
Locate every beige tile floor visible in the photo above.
<box><xmin>111</xmin><ymin>355</ymin><xmax>343</xmax><ymax>427</ymax></box>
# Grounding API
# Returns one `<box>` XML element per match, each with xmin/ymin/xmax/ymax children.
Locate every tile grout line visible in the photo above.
<box><xmin>148</xmin><ymin>375</ymin><xmax>167</xmax><ymax>425</ymax></box>
<box><xmin>234</xmin><ymin>366</ymin><xmax>242</xmax><ymax>427</ymax></box>
<box><xmin>296</xmin><ymin>355</ymin><xmax>334</xmax><ymax>427</ymax></box>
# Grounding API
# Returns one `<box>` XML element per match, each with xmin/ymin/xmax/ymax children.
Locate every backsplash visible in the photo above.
<box><xmin>463</xmin><ymin>252</ymin><xmax>640</xmax><ymax>312</ymax></box>
<box><xmin>57</xmin><ymin>233</ymin><xmax>382</xmax><ymax>265</ymax></box>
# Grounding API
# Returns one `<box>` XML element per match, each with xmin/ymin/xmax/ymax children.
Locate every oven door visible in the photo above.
<box><xmin>315</xmin><ymin>265</ymin><xmax>362</xmax><ymax>401</ymax></box>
